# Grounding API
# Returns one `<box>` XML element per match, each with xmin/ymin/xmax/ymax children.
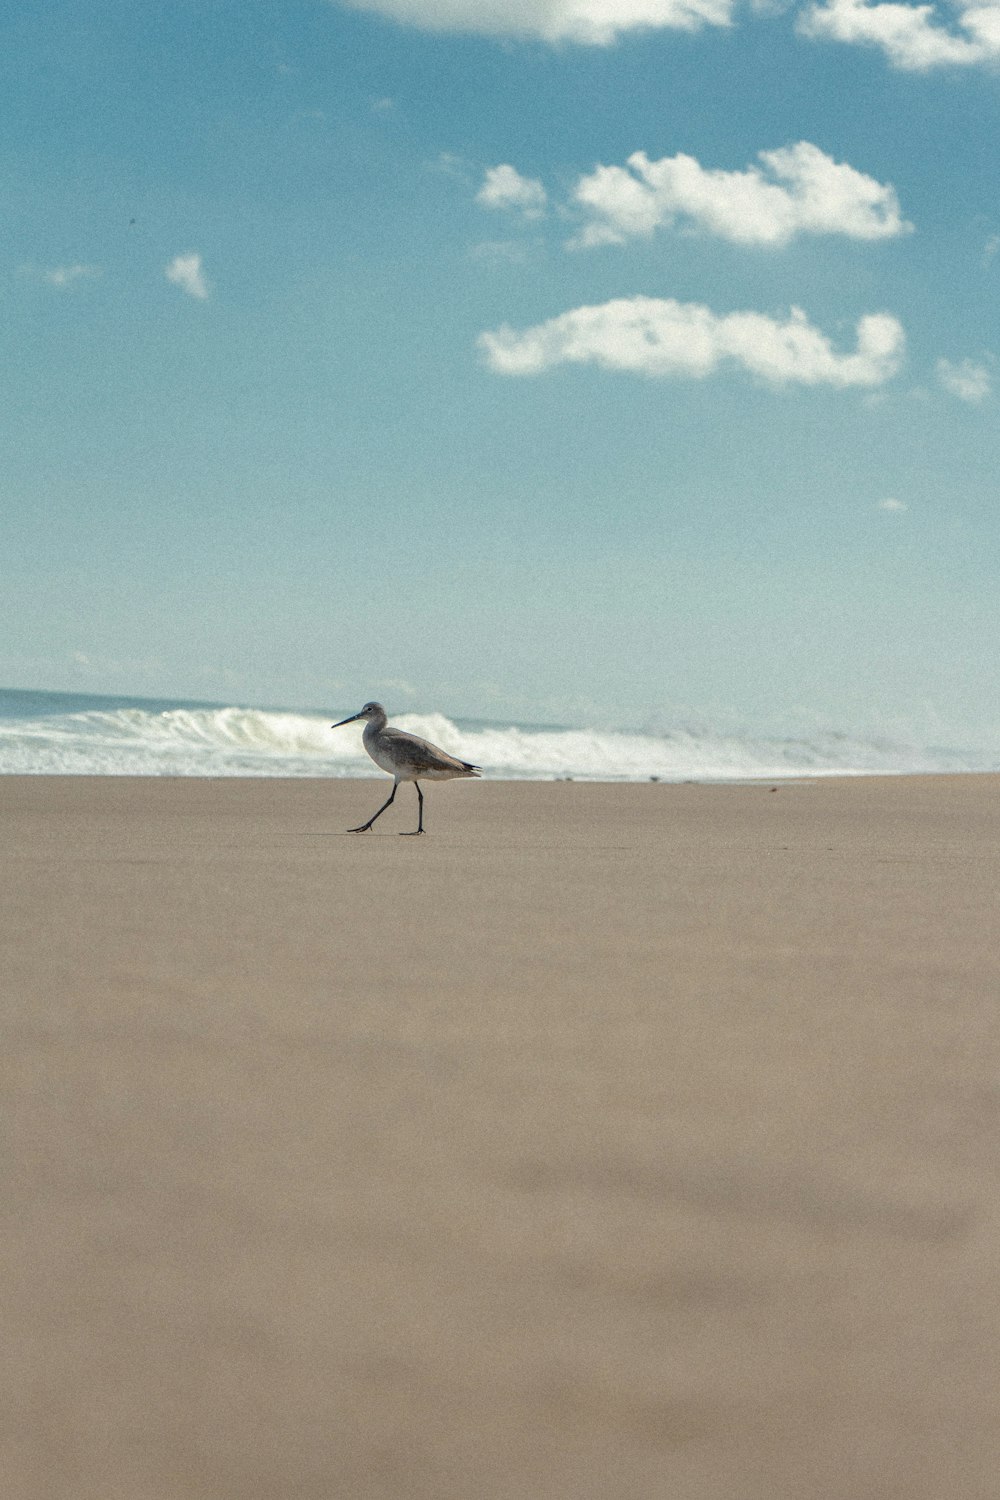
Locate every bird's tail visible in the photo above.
<box><xmin>462</xmin><ymin>762</ymin><xmax>482</xmax><ymax>777</ymax></box>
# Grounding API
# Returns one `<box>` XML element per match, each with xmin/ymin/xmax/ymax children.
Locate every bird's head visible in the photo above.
<box><xmin>331</xmin><ymin>701</ymin><xmax>386</xmax><ymax>729</ymax></box>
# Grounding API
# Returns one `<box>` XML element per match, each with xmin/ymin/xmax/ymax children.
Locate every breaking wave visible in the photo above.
<box><xmin>0</xmin><ymin>693</ymin><xmax>996</xmax><ymax>780</ymax></box>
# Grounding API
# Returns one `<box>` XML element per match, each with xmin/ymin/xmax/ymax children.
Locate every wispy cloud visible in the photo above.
<box><xmin>469</xmin><ymin>238</ymin><xmax>534</xmax><ymax>266</ymax></box>
<box><xmin>22</xmin><ymin>263</ymin><xmax>102</xmax><ymax>288</ymax></box>
<box><xmin>569</xmin><ymin>141</ymin><xmax>910</xmax><ymax>247</ymax></box>
<box><xmin>877</xmin><ymin>496</ymin><xmax>908</xmax><ymax>511</ymax></box>
<box><xmin>799</xmin><ymin>0</ymin><xmax>1000</xmax><ymax>70</ymax></box>
<box><xmin>429</xmin><ymin>151</ymin><xmax>472</xmax><ymax>182</ymax></box>
<box><xmin>936</xmin><ymin>356</ymin><xmax>991</xmax><ymax>402</ymax></box>
<box><xmin>165</xmin><ymin>253</ymin><xmax>210</xmax><ymax>300</ymax></box>
<box><xmin>67</xmin><ymin>648</ymin><xmax>168</xmax><ymax>683</ymax></box>
<box><xmin>47</xmin><ymin>263</ymin><xmax>102</xmax><ymax>287</ymax></box>
<box><xmin>479</xmin><ymin>298</ymin><xmax>905</xmax><ymax>388</ymax></box>
<box><xmin>477</xmin><ymin>164</ymin><xmax>548</xmax><ymax>219</ymax></box>
<box><xmin>335</xmin><ymin>0</ymin><xmax>735</xmax><ymax>45</ymax></box>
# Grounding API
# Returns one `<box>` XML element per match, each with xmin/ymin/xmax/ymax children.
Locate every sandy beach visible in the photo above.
<box><xmin>4</xmin><ymin>773</ymin><xmax>999</xmax><ymax>1499</ymax></box>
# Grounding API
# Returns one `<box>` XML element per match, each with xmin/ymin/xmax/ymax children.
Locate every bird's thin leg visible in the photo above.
<box><xmin>348</xmin><ymin>781</ymin><xmax>397</xmax><ymax>832</ymax></box>
<box><xmin>400</xmin><ymin>781</ymin><xmax>424</xmax><ymax>836</ymax></box>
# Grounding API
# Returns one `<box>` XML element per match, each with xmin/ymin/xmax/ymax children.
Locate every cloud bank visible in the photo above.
<box><xmin>479</xmin><ymin>297</ymin><xmax>906</xmax><ymax>387</ymax></box>
<box><xmin>336</xmin><ymin>0</ymin><xmax>733</xmax><ymax>44</ymax></box>
<box><xmin>338</xmin><ymin>0</ymin><xmax>1000</xmax><ymax>65</ymax></box>
<box><xmin>570</xmin><ymin>141</ymin><xmax>910</xmax><ymax>247</ymax></box>
<box><xmin>165</xmin><ymin>254</ymin><xmax>209</xmax><ymax>300</ymax></box>
<box><xmin>799</xmin><ymin>0</ymin><xmax>1000</xmax><ymax>70</ymax></box>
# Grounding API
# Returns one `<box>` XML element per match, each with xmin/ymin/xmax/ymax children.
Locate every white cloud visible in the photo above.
<box><xmin>335</xmin><ymin>0</ymin><xmax>734</xmax><ymax>44</ymax></box>
<box><xmin>570</xmin><ymin>141</ymin><xmax>910</xmax><ymax>248</ymax></box>
<box><xmin>479</xmin><ymin>297</ymin><xmax>906</xmax><ymax>387</ymax></box>
<box><xmin>477</xmin><ymin>164</ymin><xmax>548</xmax><ymax>219</ymax></box>
<box><xmin>799</xmin><ymin>0</ymin><xmax>1000</xmax><ymax>70</ymax></box>
<box><xmin>878</xmin><ymin>496</ymin><xmax>908</xmax><ymax>510</ymax></box>
<box><xmin>165</xmin><ymin>253</ymin><xmax>209</xmax><ymax>300</ymax></box>
<box><xmin>936</xmin><ymin>356</ymin><xmax>992</xmax><ymax>401</ymax></box>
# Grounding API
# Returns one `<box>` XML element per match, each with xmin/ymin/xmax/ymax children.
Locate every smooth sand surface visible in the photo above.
<box><xmin>4</xmin><ymin>773</ymin><xmax>1000</xmax><ymax>1499</ymax></box>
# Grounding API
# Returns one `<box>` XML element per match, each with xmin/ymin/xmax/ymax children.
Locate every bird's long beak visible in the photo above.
<box><xmin>331</xmin><ymin>711</ymin><xmax>363</xmax><ymax>729</ymax></box>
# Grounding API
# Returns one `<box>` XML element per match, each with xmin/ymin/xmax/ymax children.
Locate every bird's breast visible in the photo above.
<box><xmin>363</xmin><ymin>728</ymin><xmax>406</xmax><ymax>778</ymax></box>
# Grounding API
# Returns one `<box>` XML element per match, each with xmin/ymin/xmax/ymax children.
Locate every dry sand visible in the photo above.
<box><xmin>3</xmin><ymin>773</ymin><xmax>1000</xmax><ymax>1499</ymax></box>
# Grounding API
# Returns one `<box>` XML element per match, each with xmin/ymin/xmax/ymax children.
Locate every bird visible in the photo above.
<box><xmin>331</xmin><ymin>702</ymin><xmax>480</xmax><ymax>835</ymax></box>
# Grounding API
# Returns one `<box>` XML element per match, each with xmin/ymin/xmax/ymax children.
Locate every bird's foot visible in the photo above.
<box><xmin>347</xmin><ymin>824</ymin><xmax>372</xmax><ymax>833</ymax></box>
<box><xmin>399</xmin><ymin>830</ymin><xmax>424</xmax><ymax>836</ymax></box>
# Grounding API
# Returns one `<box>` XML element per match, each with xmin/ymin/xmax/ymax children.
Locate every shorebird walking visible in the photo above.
<box><xmin>331</xmin><ymin>702</ymin><xmax>480</xmax><ymax>835</ymax></box>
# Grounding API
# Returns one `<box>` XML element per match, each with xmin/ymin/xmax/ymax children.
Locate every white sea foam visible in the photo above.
<box><xmin>0</xmin><ymin>704</ymin><xmax>362</xmax><ymax>777</ymax></box>
<box><xmin>0</xmin><ymin>694</ymin><xmax>995</xmax><ymax>780</ymax></box>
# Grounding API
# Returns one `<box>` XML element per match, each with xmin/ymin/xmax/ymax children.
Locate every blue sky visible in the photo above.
<box><xmin>3</xmin><ymin>0</ymin><xmax>998</xmax><ymax>735</ymax></box>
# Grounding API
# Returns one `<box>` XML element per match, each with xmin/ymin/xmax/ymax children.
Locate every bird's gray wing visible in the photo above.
<box><xmin>381</xmin><ymin>727</ymin><xmax>470</xmax><ymax>774</ymax></box>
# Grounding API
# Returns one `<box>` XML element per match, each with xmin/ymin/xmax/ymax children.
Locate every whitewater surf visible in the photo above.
<box><xmin>0</xmin><ymin>689</ymin><xmax>995</xmax><ymax>781</ymax></box>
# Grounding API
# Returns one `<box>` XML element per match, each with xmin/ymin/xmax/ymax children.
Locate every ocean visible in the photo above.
<box><xmin>0</xmin><ymin>687</ymin><xmax>995</xmax><ymax>781</ymax></box>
